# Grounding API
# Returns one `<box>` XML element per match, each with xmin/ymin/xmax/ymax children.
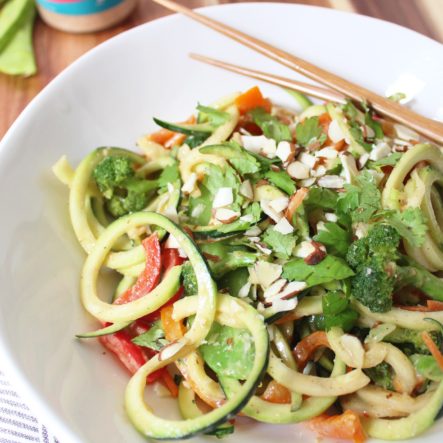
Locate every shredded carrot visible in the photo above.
<box><xmin>261</xmin><ymin>380</ymin><xmax>291</xmax><ymax>404</ymax></box>
<box><xmin>398</xmin><ymin>300</ymin><xmax>443</xmax><ymax>312</ymax></box>
<box><xmin>161</xmin><ymin>370</ymin><xmax>179</xmax><ymax>398</ymax></box>
<box><xmin>235</xmin><ymin>86</ymin><xmax>271</xmax><ymax>115</ymax></box>
<box><xmin>308</xmin><ymin>410</ymin><xmax>366</xmax><ymax>443</ymax></box>
<box><xmin>293</xmin><ymin>331</ymin><xmax>330</xmax><ymax>369</ymax></box>
<box><xmin>422</xmin><ymin>331</ymin><xmax>443</xmax><ymax>371</ymax></box>
<box><xmin>285</xmin><ymin>187</ymin><xmax>309</xmax><ymax>224</ymax></box>
<box><xmin>148</xmin><ymin>116</ymin><xmax>196</xmax><ymax>148</ymax></box>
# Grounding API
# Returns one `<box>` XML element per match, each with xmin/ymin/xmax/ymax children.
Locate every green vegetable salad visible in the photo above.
<box><xmin>53</xmin><ymin>86</ymin><xmax>443</xmax><ymax>442</ymax></box>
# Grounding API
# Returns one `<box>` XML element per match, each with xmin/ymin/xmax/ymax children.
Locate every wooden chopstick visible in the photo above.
<box><xmin>153</xmin><ymin>0</ymin><xmax>443</xmax><ymax>145</ymax></box>
<box><xmin>189</xmin><ymin>53</ymin><xmax>346</xmax><ymax>104</ymax></box>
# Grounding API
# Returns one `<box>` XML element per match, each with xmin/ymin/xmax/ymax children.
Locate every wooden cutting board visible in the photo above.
<box><xmin>0</xmin><ymin>0</ymin><xmax>442</xmax><ymax>139</ymax></box>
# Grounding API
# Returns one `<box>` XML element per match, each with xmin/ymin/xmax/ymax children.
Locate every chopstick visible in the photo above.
<box><xmin>153</xmin><ymin>0</ymin><xmax>443</xmax><ymax>145</ymax></box>
<box><xmin>189</xmin><ymin>53</ymin><xmax>346</xmax><ymax>104</ymax></box>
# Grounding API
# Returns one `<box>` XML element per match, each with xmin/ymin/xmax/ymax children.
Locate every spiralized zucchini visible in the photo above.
<box><xmin>56</xmin><ymin>89</ymin><xmax>443</xmax><ymax>442</ymax></box>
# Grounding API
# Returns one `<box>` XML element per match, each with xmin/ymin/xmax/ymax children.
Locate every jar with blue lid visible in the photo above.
<box><xmin>36</xmin><ymin>0</ymin><xmax>138</xmax><ymax>33</ymax></box>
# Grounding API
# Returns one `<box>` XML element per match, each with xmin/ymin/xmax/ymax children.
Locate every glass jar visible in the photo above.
<box><xmin>36</xmin><ymin>0</ymin><xmax>138</xmax><ymax>33</ymax></box>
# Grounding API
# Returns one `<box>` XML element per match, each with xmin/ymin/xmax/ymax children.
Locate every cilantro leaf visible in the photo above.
<box><xmin>196</xmin><ymin>104</ymin><xmax>231</xmax><ymax>127</ymax></box>
<box><xmin>157</xmin><ymin>162</ymin><xmax>180</xmax><ymax>190</ymax></box>
<box><xmin>295</xmin><ymin>117</ymin><xmax>327</xmax><ymax>148</ymax></box>
<box><xmin>383</xmin><ymin>207</ymin><xmax>428</xmax><ymax>247</ymax></box>
<box><xmin>370</xmin><ymin>152</ymin><xmax>402</xmax><ymax>167</ymax></box>
<box><xmin>282</xmin><ymin>255</ymin><xmax>354</xmax><ymax>287</ymax></box>
<box><xmin>132</xmin><ymin>321</ymin><xmax>168</xmax><ymax>351</ymax></box>
<box><xmin>264</xmin><ymin>169</ymin><xmax>296</xmax><ymax>195</ymax></box>
<box><xmin>249</xmin><ymin>108</ymin><xmax>292</xmax><ymax>143</ymax></box>
<box><xmin>337</xmin><ymin>171</ymin><xmax>381</xmax><ymax>223</ymax></box>
<box><xmin>322</xmin><ymin>290</ymin><xmax>358</xmax><ymax>332</ymax></box>
<box><xmin>262</xmin><ymin>226</ymin><xmax>297</xmax><ymax>259</ymax></box>
<box><xmin>304</xmin><ymin>186</ymin><xmax>338</xmax><ymax>210</ymax></box>
<box><xmin>314</xmin><ymin>222</ymin><xmax>351</xmax><ymax>257</ymax></box>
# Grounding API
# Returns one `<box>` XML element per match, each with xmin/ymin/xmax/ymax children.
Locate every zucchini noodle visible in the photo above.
<box><xmin>58</xmin><ymin>89</ymin><xmax>443</xmax><ymax>441</ymax></box>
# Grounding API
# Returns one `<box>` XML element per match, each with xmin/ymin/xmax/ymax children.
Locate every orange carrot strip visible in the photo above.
<box><xmin>293</xmin><ymin>331</ymin><xmax>330</xmax><ymax>369</ymax></box>
<box><xmin>261</xmin><ymin>380</ymin><xmax>291</xmax><ymax>404</ymax></box>
<box><xmin>161</xmin><ymin>370</ymin><xmax>179</xmax><ymax>398</ymax></box>
<box><xmin>235</xmin><ymin>86</ymin><xmax>271</xmax><ymax>115</ymax></box>
<box><xmin>308</xmin><ymin>410</ymin><xmax>366</xmax><ymax>443</ymax></box>
<box><xmin>422</xmin><ymin>331</ymin><xmax>443</xmax><ymax>371</ymax></box>
<box><xmin>285</xmin><ymin>187</ymin><xmax>309</xmax><ymax>224</ymax></box>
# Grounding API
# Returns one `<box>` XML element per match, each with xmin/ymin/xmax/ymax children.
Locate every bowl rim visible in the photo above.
<box><xmin>0</xmin><ymin>3</ymin><xmax>442</xmax><ymax>442</ymax></box>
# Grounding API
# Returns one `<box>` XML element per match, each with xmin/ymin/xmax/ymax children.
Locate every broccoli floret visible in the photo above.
<box><xmin>92</xmin><ymin>156</ymin><xmax>157</xmax><ymax>218</ymax></box>
<box><xmin>93</xmin><ymin>156</ymin><xmax>134</xmax><ymax>198</ymax></box>
<box><xmin>182</xmin><ymin>261</ymin><xmax>198</xmax><ymax>296</ymax></box>
<box><xmin>347</xmin><ymin>224</ymin><xmax>400</xmax><ymax>313</ymax></box>
<box><xmin>384</xmin><ymin>328</ymin><xmax>442</xmax><ymax>355</ymax></box>
<box><xmin>364</xmin><ymin>362</ymin><xmax>394</xmax><ymax>391</ymax></box>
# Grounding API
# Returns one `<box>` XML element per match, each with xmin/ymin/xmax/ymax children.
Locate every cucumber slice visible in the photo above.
<box><xmin>125</xmin><ymin>295</ymin><xmax>269</xmax><ymax>439</ymax></box>
<box><xmin>76</xmin><ymin>321</ymin><xmax>130</xmax><ymax>338</ymax></box>
<box><xmin>153</xmin><ymin>118</ymin><xmax>213</xmax><ymax>135</ymax></box>
<box><xmin>0</xmin><ymin>0</ymin><xmax>33</xmax><ymax>53</ymax></box>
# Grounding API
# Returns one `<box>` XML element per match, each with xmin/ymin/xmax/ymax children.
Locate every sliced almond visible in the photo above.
<box><xmin>238</xmin><ymin>281</ymin><xmax>252</xmax><ymax>298</ymax></box>
<box><xmin>244</xmin><ymin>226</ymin><xmax>262</xmax><ymax>236</ymax></box>
<box><xmin>274</xmin><ymin>217</ymin><xmax>294</xmax><ymax>235</ymax></box>
<box><xmin>299</xmin><ymin>152</ymin><xmax>317</xmax><ymax>169</ymax></box>
<box><xmin>240</xmin><ymin>213</ymin><xmax>254</xmax><ymax>223</ymax></box>
<box><xmin>328</xmin><ymin>119</ymin><xmax>345</xmax><ymax>143</ymax></box>
<box><xmin>181</xmin><ymin>172</ymin><xmax>198</xmax><ymax>194</ymax></box>
<box><xmin>239</xmin><ymin>180</ymin><xmax>254</xmax><ymax>200</ymax></box>
<box><xmin>316</xmin><ymin>147</ymin><xmax>339</xmax><ymax>159</ymax></box>
<box><xmin>263</xmin><ymin>279</ymin><xmax>287</xmax><ymax>300</ymax></box>
<box><xmin>250</xmin><ymin>261</ymin><xmax>282</xmax><ymax>288</ymax></box>
<box><xmin>276</xmin><ymin>141</ymin><xmax>293</xmax><ymax>162</ymax></box>
<box><xmin>256</xmin><ymin>243</ymin><xmax>272</xmax><ymax>255</ymax></box>
<box><xmin>240</xmin><ymin>135</ymin><xmax>268</xmax><ymax>154</ymax></box>
<box><xmin>294</xmin><ymin>241</ymin><xmax>316</xmax><ymax>258</ymax></box>
<box><xmin>299</xmin><ymin>177</ymin><xmax>316</xmax><ymax>187</ymax></box>
<box><xmin>311</xmin><ymin>165</ymin><xmax>327</xmax><ymax>178</ymax></box>
<box><xmin>304</xmin><ymin>241</ymin><xmax>327</xmax><ymax>265</ymax></box>
<box><xmin>191</xmin><ymin>203</ymin><xmax>205</xmax><ymax>219</ymax></box>
<box><xmin>212</xmin><ymin>187</ymin><xmax>233</xmax><ymax>208</ymax></box>
<box><xmin>358</xmin><ymin>153</ymin><xmax>370</xmax><ymax>169</ymax></box>
<box><xmin>287</xmin><ymin>161</ymin><xmax>310</xmax><ymax>179</ymax></box>
<box><xmin>269</xmin><ymin>197</ymin><xmax>289</xmax><ymax>213</ymax></box>
<box><xmin>325</xmin><ymin>212</ymin><xmax>338</xmax><ymax>222</ymax></box>
<box><xmin>271</xmin><ymin>298</ymin><xmax>298</xmax><ymax>312</ymax></box>
<box><xmin>260</xmin><ymin>199</ymin><xmax>283</xmax><ymax>223</ymax></box>
<box><xmin>317</xmin><ymin>175</ymin><xmax>345</xmax><ymax>188</ymax></box>
<box><xmin>214</xmin><ymin>208</ymin><xmax>240</xmax><ymax>223</ymax></box>
<box><xmin>369</xmin><ymin>141</ymin><xmax>391</xmax><ymax>161</ymax></box>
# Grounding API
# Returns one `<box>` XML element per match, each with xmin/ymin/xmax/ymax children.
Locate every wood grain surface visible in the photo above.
<box><xmin>1</xmin><ymin>0</ymin><xmax>442</xmax><ymax>139</ymax></box>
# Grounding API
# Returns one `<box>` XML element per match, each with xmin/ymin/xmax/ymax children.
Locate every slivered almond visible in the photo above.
<box><xmin>287</xmin><ymin>161</ymin><xmax>310</xmax><ymax>179</ymax></box>
<box><xmin>316</xmin><ymin>147</ymin><xmax>339</xmax><ymax>159</ymax></box>
<box><xmin>240</xmin><ymin>180</ymin><xmax>254</xmax><ymax>200</ymax></box>
<box><xmin>328</xmin><ymin>119</ymin><xmax>345</xmax><ymax>143</ymax></box>
<box><xmin>269</xmin><ymin>197</ymin><xmax>289</xmax><ymax>213</ymax></box>
<box><xmin>214</xmin><ymin>208</ymin><xmax>240</xmax><ymax>223</ymax></box>
<box><xmin>181</xmin><ymin>172</ymin><xmax>198</xmax><ymax>194</ymax></box>
<box><xmin>276</xmin><ymin>141</ymin><xmax>293</xmax><ymax>162</ymax></box>
<box><xmin>274</xmin><ymin>217</ymin><xmax>294</xmax><ymax>235</ymax></box>
<box><xmin>260</xmin><ymin>200</ymin><xmax>283</xmax><ymax>223</ymax></box>
<box><xmin>212</xmin><ymin>187</ymin><xmax>233</xmax><ymax>208</ymax></box>
<box><xmin>340</xmin><ymin>153</ymin><xmax>358</xmax><ymax>183</ymax></box>
<box><xmin>299</xmin><ymin>152</ymin><xmax>317</xmax><ymax>168</ymax></box>
<box><xmin>304</xmin><ymin>241</ymin><xmax>327</xmax><ymax>265</ymax></box>
<box><xmin>264</xmin><ymin>279</ymin><xmax>287</xmax><ymax>299</ymax></box>
<box><xmin>317</xmin><ymin>175</ymin><xmax>345</xmax><ymax>188</ymax></box>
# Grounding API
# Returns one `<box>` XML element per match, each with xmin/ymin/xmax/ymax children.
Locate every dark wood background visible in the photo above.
<box><xmin>1</xmin><ymin>0</ymin><xmax>442</xmax><ymax>138</ymax></box>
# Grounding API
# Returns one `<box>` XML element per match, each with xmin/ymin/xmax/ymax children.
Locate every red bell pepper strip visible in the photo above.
<box><xmin>114</xmin><ymin>233</ymin><xmax>161</xmax><ymax>305</ymax></box>
<box><xmin>162</xmin><ymin>248</ymin><xmax>185</xmax><ymax>272</ymax></box>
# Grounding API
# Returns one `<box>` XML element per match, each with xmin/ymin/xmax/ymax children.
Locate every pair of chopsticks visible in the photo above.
<box><xmin>152</xmin><ymin>0</ymin><xmax>443</xmax><ymax>145</ymax></box>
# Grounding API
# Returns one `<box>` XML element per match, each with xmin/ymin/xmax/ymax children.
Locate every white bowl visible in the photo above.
<box><xmin>1</xmin><ymin>3</ymin><xmax>443</xmax><ymax>442</ymax></box>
